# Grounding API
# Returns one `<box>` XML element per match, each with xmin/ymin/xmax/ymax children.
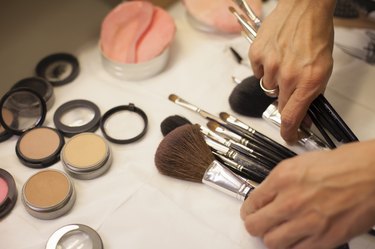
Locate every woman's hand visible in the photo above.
<box><xmin>240</xmin><ymin>140</ymin><xmax>375</xmax><ymax>249</ymax></box>
<box><xmin>249</xmin><ymin>0</ymin><xmax>336</xmax><ymax>143</ymax></box>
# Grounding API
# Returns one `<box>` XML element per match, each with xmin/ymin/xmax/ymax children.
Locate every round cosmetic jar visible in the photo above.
<box><xmin>22</xmin><ymin>169</ymin><xmax>76</xmax><ymax>220</ymax></box>
<box><xmin>61</xmin><ymin>133</ymin><xmax>112</xmax><ymax>180</ymax></box>
<box><xmin>100</xmin><ymin>1</ymin><xmax>176</xmax><ymax>80</ymax></box>
<box><xmin>46</xmin><ymin>224</ymin><xmax>103</xmax><ymax>249</ymax></box>
<box><xmin>36</xmin><ymin>53</ymin><xmax>80</xmax><ymax>86</ymax></box>
<box><xmin>11</xmin><ymin>77</ymin><xmax>55</xmax><ymax>110</ymax></box>
<box><xmin>0</xmin><ymin>169</ymin><xmax>18</xmax><ymax>219</ymax></box>
<box><xmin>16</xmin><ymin>127</ymin><xmax>65</xmax><ymax>168</ymax></box>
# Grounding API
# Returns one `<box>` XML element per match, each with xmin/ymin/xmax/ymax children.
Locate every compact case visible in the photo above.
<box><xmin>0</xmin><ymin>88</ymin><xmax>65</xmax><ymax>168</ymax></box>
<box><xmin>61</xmin><ymin>133</ymin><xmax>112</xmax><ymax>180</ymax></box>
<box><xmin>0</xmin><ymin>169</ymin><xmax>18</xmax><ymax>219</ymax></box>
<box><xmin>46</xmin><ymin>224</ymin><xmax>103</xmax><ymax>249</ymax></box>
<box><xmin>100</xmin><ymin>1</ymin><xmax>176</xmax><ymax>80</ymax></box>
<box><xmin>36</xmin><ymin>53</ymin><xmax>79</xmax><ymax>86</ymax></box>
<box><xmin>22</xmin><ymin>169</ymin><xmax>76</xmax><ymax>220</ymax></box>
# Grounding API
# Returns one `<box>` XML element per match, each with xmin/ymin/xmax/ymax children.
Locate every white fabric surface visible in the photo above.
<box><xmin>1</xmin><ymin>2</ymin><xmax>375</xmax><ymax>248</ymax></box>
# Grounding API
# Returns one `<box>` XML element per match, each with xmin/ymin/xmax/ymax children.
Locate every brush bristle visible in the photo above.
<box><xmin>154</xmin><ymin>124</ymin><xmax>215</xmax><ymax>182</ymax></box>
<box><xmin>229</xmin><ymin>75</ymin><xmax>275</xmax><ymax>118</ymax></box>
<box><xmin>168</xmin><ymin>94</ymin><xmax>178</xmax><ymax>102</ymax></box>
<box><xmin>160</xmin><ymin>115</ymin><xmax>192</xmax><ymax>136</ymax></box>
<box><xmin>206</xmin><ymin>121</ymin><xmax>220</xmax><ymax>132</ymax></box>
<box><xmin>219</xmin><ymin>112</ymin><xmax>230</xmax><ymax>121</ymax></box>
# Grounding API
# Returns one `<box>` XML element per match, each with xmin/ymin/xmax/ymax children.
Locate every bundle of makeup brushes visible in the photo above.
<box><xmin>156</xmin><ymin>94</ymin><xmax>297</xmax><ymax>187</ymax></box>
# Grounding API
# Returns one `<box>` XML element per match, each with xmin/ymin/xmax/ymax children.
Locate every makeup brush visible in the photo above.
<box><xmin>154</xmin><ymin>124</ymin><xmax>255</xmax><ymax>200</ymax></box>
<box><xmin>200</xmin><ymin>126</ymin><xmax>275</xmax><ymax>169</ymax></box>
<box><xmin>213</xmin><ymin>151</ymin><xmax>265</xmax><ymax>183</ymax></box>
<box><xmin>168</xmin><ymin>94</ymin><xmax>228</xmax><ymax>127</ymax></box>
<box><xmin>207</xmin><ymin>121</ymin><xmax>282</xmax><ymax>165</ymax></box>
<box><xmin>220</xmin><ymin>112</ymin><xmax>297</xmax><ymax>158</ymax></box>
<box><xmin>229</xmin><ymin>75</ymin><xmax>275</xmax><ymax>117</ymax></box>
<box><xmin>160</xmin><ymin>115</ymin><xmax>192</xmax><ymax>136</ymax></box>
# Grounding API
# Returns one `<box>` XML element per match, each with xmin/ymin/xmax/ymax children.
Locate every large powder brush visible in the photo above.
<box><xmin>154</xmin><ymin>124</ymin><xmax>255</xmax><ymax>200</ymax></box>
<box><xmin>155</xmin><ymin>124</ymin><xmax>213</xmax><ymax>182</ymax></box>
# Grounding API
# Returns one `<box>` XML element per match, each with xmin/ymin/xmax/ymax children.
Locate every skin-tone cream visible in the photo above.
<box><xmin>16</xmin><ymin>127</ymin><xmax>65</xmax><ymax>168</ymax></box>
<box><xmin>61</xmin><ymin>133</ymin><xmax>112</xmax><ymax>180</ymax></box>
<box><xmin>22</xmin><ymin>169</ymin><xmax>76</xmax><ymax>220</ymax></box>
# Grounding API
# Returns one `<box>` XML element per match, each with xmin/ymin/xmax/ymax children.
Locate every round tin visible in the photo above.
<box><xmin>61</xmin><ymin>133</ymin><xmax>112</xmax><ymax>180</ymax></box>
<box><xmin>0</xmin><ymin>169</ymin><xmax>18</xmax><ymax>219</ymax></box>
<box><xmin>22</xmin><ymin>169</ymin><xmax>76</xmax><ymax>220</ymax></box>
<box><xmin>101</xmin><ymin>46</ymin><xmax>171</xmax><ymax>81</ymax></box>
<box><xmin>46</xmin><ymin>224</ymin><xmax>103</xmax><ymax>249</ymax></box>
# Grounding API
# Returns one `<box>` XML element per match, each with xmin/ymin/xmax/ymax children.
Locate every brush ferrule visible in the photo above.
<box><xmin>174</xmin><ymin>97</ymin><xmax>200</xmax><ymax>113</ymax></box>
<box><xmin>205</xmin><ymin>136</ymin><xmax>231</xmax><ymax>154</ymax></box>
<box><xmin>200</xmin><ymin>126</ymin><xmax>230</xmax><ymax>146</ymax></box>
<box><xmin>203</xmin><ymin>160</ymin><xmax>254</xmax><ymax>201</ymax></box>
<box><xmin>263</xmin><ymin>102</ymin><xmax>329</xmax><ymax>151</ymax></box>
<box><xmin>225</xmin><ymin>114</ymin><xmax>255</xmax><ymax>134</ymax></box>
<box><xmin>233</xmin><ymin>0</ymin><xmax>262</xmax><ymax>29</ymax></box>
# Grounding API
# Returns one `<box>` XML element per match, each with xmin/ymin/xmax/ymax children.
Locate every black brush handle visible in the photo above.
<box><xmin>251</xmin><ymin>130</ymin><xmax>297</xmax><ymax>158</ymax></box>
<box><xmin>230</xmin><ymin>143</ymin><xmax>278</xmax><ymax>169</ymax></box>
<box><xmin>243</xmin><ymin>141</ymin><xmax>285</xmax><ymax>163</ymax></box>
<box><xmin>224</xmin><ymin>124</ymin><xmax>292</xmax><ymax>160</ymax></box>
<box><xmin>311</xmin><ymin>99</ymin><xmax>347</xmax><ymax>142</ymax></box>
<box><xmin>307</xmin><ymin>108</ymin><xmax>337</xmax><ymax>149</ymax></box>
<box><xmin>314</xmin><ymin>95</ymin><xmax>358</xmax><ymax>142</ymax></box>
<box><xmin>232</xmin><ymin>152</ymin><xmax>270</xmax><ymax>177</ymax></box>
<box><xmin>240</xmin><ymin>130</ymin><xmax>293</xmax><ymax>160</ymax></box>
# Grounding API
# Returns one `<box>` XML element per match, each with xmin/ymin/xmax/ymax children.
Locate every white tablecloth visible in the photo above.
<box><xmin>1</xmin><ymin>2</ymin><xmax>375</xmax><ymax>248</ymax></box>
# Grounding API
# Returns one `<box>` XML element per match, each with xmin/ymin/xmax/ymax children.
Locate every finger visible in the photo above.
<box><xmin>279</xmin><ymin>88</ymin><xmax>313</xmax><ymax>143</ymax></box>
<box><xmin>248</xmin><ymin>44</ymin><xmax>264</xmax><ymax>79</ymax></box>
<box><xmin>242</xmin><ymin>196</ymin><xmax>289</xmax><ymax>237</ymax></box>
<box><xmin>262</xmin><ymin>57</ymin><xmax>279</xmax><ymax>91</ymax></box>
<box><xmin>262</xmin><ymin>212</ymin><xmax>322</xmax><ymax>249</ymax></box>
<box><xmin>241</xmin><ymin>177</ymin><xmax>278</xmax><ymax>219</ymax></box>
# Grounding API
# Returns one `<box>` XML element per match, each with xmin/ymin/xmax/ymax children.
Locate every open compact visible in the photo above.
<box><xmin>36</xmin><ymin>53</ymin><xmax>80</xmax><ymax>86</ymax></box>
<box><xmin>0</xmin><ymin>88</ymin><xmax>65</xmax><ymax>168</ymax></box>
<box><xmin>22</xmin><ymin>169</ymin><xmax>76</xmax><ymax>220</ymax></box>
<box><xmin>61</xmin><ymin>133</ymin><xmax>112</xmax><ymax>180</ymax></box>
<box><xmin>11</xmin><ymin>77</ymin><xmax>55</xmax><ymax>110</ymax></box>
<box><xmin>0</xmin><ymin>169</ymin><xmax>18</xmax><ymax>219</ymax></box>
<box><xmin>54</xmin><ymin>99</ymin><xmax>101</xmax><ymax>137</ymax></box>
<box><xmin>46</xmin><ymin>224</ymin><xmax>103</xmax><ymax>249</ymax></box>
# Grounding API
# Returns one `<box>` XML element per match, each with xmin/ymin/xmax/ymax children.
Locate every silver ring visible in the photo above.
<box><xmin>259</xmin><ymin>77</ymin><xmax>279</xmax><ymax>97</ymax></box>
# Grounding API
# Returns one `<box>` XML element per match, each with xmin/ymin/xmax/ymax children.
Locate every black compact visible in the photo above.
<box><xmin>36</xmin><ymin>53</ymin><xmax>79</xmax><ymax>86</ymax></box>
<box><xmin>0</xmin><ymin>169</ymin><xmax>18</xmax><ymax>219</ymax></box>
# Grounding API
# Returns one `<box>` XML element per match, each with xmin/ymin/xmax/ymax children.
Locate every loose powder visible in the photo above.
<box><xmin>0</xmin><ymin>177</ymin><xmax>9</xmax><ymax>204</ymax></box>
<box><xmin>19</xmin><ymin>127</ymin><xmax>61</xmax><ymax>160</ymax></box>
<box><xmin>24</xmin><ymin>170</ymin><xmax>70</xmax><ymax>208</ymax></box>
<box><xmin>63</xmin><ymin>133</ymin><xmax>107</xmax><ymax>169</ymax></box>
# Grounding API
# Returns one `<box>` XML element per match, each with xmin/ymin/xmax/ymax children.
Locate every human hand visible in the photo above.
<box><xmin>249</xmin><ymin>0</ymin><xmax>336</xmax><ymax>143</ymax></box>
<box><xmin>240</xmin><ymin>140</ymin><xmax>375</xmax><ymax>249</ymax></box>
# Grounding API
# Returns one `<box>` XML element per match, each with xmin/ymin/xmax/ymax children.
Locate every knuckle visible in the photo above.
<box><xmin>263</xmin><ymin>233</ymin><xmax>279</xmax><ymax>249</ymax></box>
<box><xmin>244</xmin><ymin>218</ymin><xmax>260</xmax><ymax>236</ymax></box>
